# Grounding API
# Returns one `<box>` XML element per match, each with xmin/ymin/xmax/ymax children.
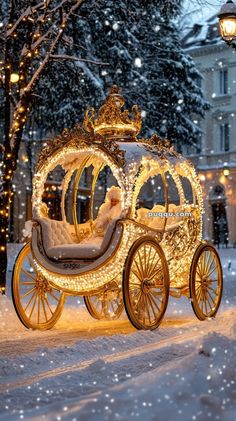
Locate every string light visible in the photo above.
<box><xmin>32</xmin><ymin>138</ymin><xmax>204</xmax><ymax>293</ymax></box>
<box><xmin>10</xmin><ymin>73</ymin><xmax>19</xmax><ymax>83</ymax></box>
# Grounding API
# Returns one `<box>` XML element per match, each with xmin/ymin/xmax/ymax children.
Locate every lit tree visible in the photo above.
<box><xmin>0</xmin><ymin>0</ymin><xmax>85</xmax><ymax>293</ymax></box>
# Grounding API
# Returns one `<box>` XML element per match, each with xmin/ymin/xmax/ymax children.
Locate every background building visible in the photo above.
<box><xmin>182</xmin><ymin>14</ymin><xmax>236</xmax><ymax>246</ymax></box>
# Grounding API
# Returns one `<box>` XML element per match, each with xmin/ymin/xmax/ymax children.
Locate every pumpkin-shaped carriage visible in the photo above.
<box><xmin>12</xmin><ymin>87</ymin><xmax>223</xmax><ymax>330</ymax></box>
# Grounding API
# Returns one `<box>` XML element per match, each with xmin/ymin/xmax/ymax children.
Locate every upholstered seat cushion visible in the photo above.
<box><xmin>37</xmin><ymin>217</ymin><xmax>117</xmax><ymax>260</ymax></box>
<box><xmin>38</xmin><ymin>218</ymin><xmax>74</xmax><ymax>249</ymax></box>
<box><xmin>47</xmin><ymin>239</ymin><xmax>103</xmax><ymax>259</ymax></box>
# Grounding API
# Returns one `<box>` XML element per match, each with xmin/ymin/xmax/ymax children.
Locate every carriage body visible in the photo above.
<box><xmin>12</xmin><ymin>87</ymin><xmax>223</xmax><ymax>330</ymax></box>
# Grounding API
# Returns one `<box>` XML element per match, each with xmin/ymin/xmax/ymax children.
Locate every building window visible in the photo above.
<box><xmin>220</xmin><ymin>123</ymin><xmax>230</xmax><ymax>152</ymax></box>
<box><xmin>219</xmin><ymin>69</ymin><xmax>228</xmax><ymax>95</ymax></box>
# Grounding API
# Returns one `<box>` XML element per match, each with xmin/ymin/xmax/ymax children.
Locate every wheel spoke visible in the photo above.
<box><xmin>24</xmin><ymin>290</ymin><xmax>36</xmax><ymax>312</ymax></box>
<box><xmin>206</xmin><ymin>290</ymin><xmax>215</xmax><ymax>306</ymax></box>
<box><xmin>21</xmin><ymin>268</ymin><xmax>36</xmax><ymax>282</ymax></box>
<box><xmin>204</xmin><ymin>294</ymin><xmax>208</xmax><ymax>314</ymax></box>
<box><xmin>147</xmin><ymin>250</ymin><xmax>157</xmax><ymax>278</ymax></box>
<box><xmin>204</xmin><ymin>251</ymin><xmax>211</xmax><ymax>274</ymax></box>
<box><xmin>48</xmin><ymin>290</ymin><xmax>60</xmax><ymax>302</ymax></box>
<box><xmin>134</xmin><ymin>291</ymin><xmax>143</xmax><ymax>310</ymax></box>
<box><xmin>205</xmin><ymin>256</ymin><xmax>215</xmax><ymax>276</ymax></box>
<box><xmin>149</xmin><ymin>265</ymin><xmax>163</xmax><ymax>282</ymax></box>
<box><xmin>207</xmin><ymin>285</ymin><xmax>217</xmax><ymax>294</ymax></box>
<box><xmin>28</xmin><ymin>293</ymin><xmax>37</xmax><ymax>320</ymax></box>
<box><xmin>21</xmin><ymin>287</ymin><xmax>36</xmax><ymax>299</ymax></box>
<box><xmin>37</xmin><ymin>295</ymin><xmax>41</xmax><ymax>324</ymax></box>
<box><xmin>207</xmin><ymin>288</ymin><xmax>217</xmax><ymax>305</ymax></box>
<box><xmin>147</xmin><ymin>294</ymin><xmax>157</xmax><ymax>320</ymax></box>
<box><xmin>143</xmin><ymin>245</ymin><xmax>147</xmax><ymax>277</ymax></box>
<box><xmin>145</xmin><ymin>246</ymin><xmax>152</xmax><ymax>278</ymax></box>
<box><xmin>198</xmin><ymin>255</ymin><xmax>204</xmax><ymax>276</ymax></box>
<box><xmin>144</xmin><ymin>295</ymin><xmax>152</xmax><ymax>325</ymax></box>
<box><xmin>44</xmin><ymin>295</ymin><xmax>54</xmax><ymax>315</ymax></box>
<box><xmin>149</xmin><ymin>292</ymin><xmax>161</xmax><ymax>313</ymax></box>
<box><xmin>147</xmin><ymin>255</ymin><xmax>160</xmax><ymax>279</ymax></box>
<box><xmin>206</xmin><ymin>265</ymin><xmax>217</xmax><ymax>279</ymax></box>
<box><xmin>137</xmin><ymin>251</ymin><xmax>145</xmax><ymax>278</ymax></box>
<box><xmin>41</xmin><ymin>296</ymin><xmax>48</xmax><ymax>322</ymax></box>
<box><xmin>131</xmin><ymin>268</ymin><xmax>142</xmax><ymax>282</ymax></box>
<box><xmin>133</xmin><ymin>259</ymin><xmax>143</xmax><ymax>281</ymax></box>
<box><xmin>151</xmin><ymin>290</ymin><xmax>164</xmax><ymax>303</ymax></box>
<box><xmin>20</xmin><ymin>281</ymin><xmax>35</xmax><ymax>285</ymax></box>
<box><xmin>196</xmin><ymin>287</ymin><xmax>203</xmax><ymax>302</ymax></box>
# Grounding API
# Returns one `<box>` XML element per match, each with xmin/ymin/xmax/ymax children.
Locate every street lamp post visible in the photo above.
<box><xmin>218</xmin><ymin>0</ymin><xmax>236</xmax><ymax>50</ymax></box>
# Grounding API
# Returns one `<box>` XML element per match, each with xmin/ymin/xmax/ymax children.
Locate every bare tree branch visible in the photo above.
<box><xmin>50</xmin><ymin>54</ymin><xmax>110</xmax><ymax>65</ymax></box>
<box><xmin>17</xmin><ymin>1</ymin><xmax>84</xmax><ymax>120</ymax></box>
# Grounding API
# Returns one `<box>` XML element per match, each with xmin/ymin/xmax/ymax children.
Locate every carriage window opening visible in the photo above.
<box><xmin>65</xmin><ymin>170</ymin><xmax>77</xmax><ymax>224</ymax></box>
<box><xmin>93</xmin><ymin>166</ymin><xmax>118</xmax><ymax>219</ymax></box>
<box><xmin>136</xmin><ymin>174</ymin><xmax>165</xmax><ymax>230</ymax></box>
<box><xmin>179</xmin><ymin>176</ymin><xmax>194</xmax><ymax>204</ymax></box>
<box><xmin>80</xmin><ymin>167</ymin><xmax>90</xmax><ymax>187</ymax></box>
<box><xmin>165</xmin><ymin>172</ymin><xmax>180</xmax><ymax>206</ymax></box>
<box><xmin>76</xmin><ymin>165</ymin><xmax>93</xmax><ymax>224</ymax></box>
<box><xmin>43</xmin><ymin>165</ymin><xmax>65</xmax><ymax>220</ymax></box>
<box><xmin>136</xmin><ymin>174</ymin><xmax>165</xmax><ymax>210</ymax></box>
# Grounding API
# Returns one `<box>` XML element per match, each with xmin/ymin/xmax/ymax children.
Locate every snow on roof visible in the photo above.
<box><xmin>182</xmin><ymin>14</ymin><xmax>221</xmax><ymax>49</ymax></box>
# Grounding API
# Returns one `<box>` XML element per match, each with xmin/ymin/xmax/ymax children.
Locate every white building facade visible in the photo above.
<box><xmin>183</xmin><ymin>16</ymin><xmax>236</xmax><ymax>246</ymax></box>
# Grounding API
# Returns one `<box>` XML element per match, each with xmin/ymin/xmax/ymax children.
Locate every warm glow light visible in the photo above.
<box><xmin>223</xmin><ymin>168</ymin><xmax>230</xmax><ymax>176</ymax></box>
<box><xmin>10</xmin><ymin>73</ymin><xmax>20</xmax><ymax>83</ymax></box>
<box><xmin>199</xmin><ymin>174</ymin><xmax>206</xmax><ymax>182</ymax></box>
<box><xmin>219</xmin><ymin>18</ymin><xmax>236</xmax><ymax>39</ymax></box>
<box><xmin>218</xmin><ymin>1</ymin><xmax>236</xmax><ymax>41</ymax></box>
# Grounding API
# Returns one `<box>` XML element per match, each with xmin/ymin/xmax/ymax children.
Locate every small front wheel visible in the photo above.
<box><xmin>190</xmin><ymin>242</ymin><xmax>223</xmax><ymax>320</ymax></box>
<box><xmin>84</xmin><ymin>288</ymin><xmax>124</xmax><ymax>320</ymax></box>
<box><xmin>12</xmin><ymin>242</ymin><xmax>65</xmax><ymax>330</ymax></box>
<box><xmin>123</xmin><ymin>237</ymin><xmax>169</xmax><ymax>330</ymax></box>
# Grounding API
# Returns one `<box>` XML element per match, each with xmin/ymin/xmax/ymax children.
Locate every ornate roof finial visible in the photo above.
<box><xmin>83</xmin><ymin>85</ymin><xmax>142</xmax><ymax>139</ymax></box>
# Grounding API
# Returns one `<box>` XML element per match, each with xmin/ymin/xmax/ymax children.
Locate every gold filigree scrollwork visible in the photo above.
<box><xmin>36</xmin><ymin>125</ymin><xmax>92</xmax><ymax>172</ymax></box>
<box><xmin>142</xmin><ymin>134</ymin><xmax>179</xmax><ymax>158</ymax></box>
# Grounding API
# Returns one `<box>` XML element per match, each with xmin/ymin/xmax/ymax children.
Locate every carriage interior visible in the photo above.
<box><xmin>37</xmin><ymin>186</ymin><xmax>123</xmax><ymax>260</ymax></box>
<box><xmin>33</xmin><ymin>152</ymin><xmax>197</xmax><ymax>262</ymax></box>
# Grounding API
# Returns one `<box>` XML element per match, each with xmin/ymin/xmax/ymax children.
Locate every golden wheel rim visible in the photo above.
<box><xmin>191</xmin><ymin>244</ymin><xmax>223</xmax><ymax>320</ymax></box>
<box><xmin>12</xmin><ymin>243</ymin><xmax>65</xmax><ymax>330</ymax></box>
<box><xmin>84</xmin><ymin>289</ymin><xmax>124</xmax><ymax>320</ymax></box>
<box><xmin>123</xmin><ymin>238</ymin><xmax>169</xmax><ymax>330</ymax></box>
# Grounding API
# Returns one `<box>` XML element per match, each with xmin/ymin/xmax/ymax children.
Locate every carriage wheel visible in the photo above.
<box><xmin>190</xmin><ymin>243</ymin><xmax>223</xmax><ymax>321</ymax></box>
<box><xmin>84</xmin><ymin>288</ymin><xmax>124</xmax><ymax>320</ymax></box>
<box><xmin>123</xmin><ymin>237</ymin><xmax>169</xmax><ymax>330</ymax></box>
<box><xmin>12</xmin><ymin>242</ymin><xmax>65</xmax><ymax>330</ymax></box>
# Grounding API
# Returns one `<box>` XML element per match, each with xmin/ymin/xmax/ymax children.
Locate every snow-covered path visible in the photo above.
<box><xmin>0</xmin><ymin>245</ymin><xmax>236</xmax><ymax>420</ymax></box>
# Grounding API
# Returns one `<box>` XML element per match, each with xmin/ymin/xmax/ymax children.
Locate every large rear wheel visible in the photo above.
<box><xmin>123</xmin><ymin>237</ymin><xmax>169</xmax><ymax>330</ymax></box>
<box><xmin>190</xmin><ymin>243</ymin><xmax>223</xmax><ymax>320</ymax></box>
<box><xmin>12</xmin><ymin>242</ymin><xmax>65</xmax><ymax>330</ymax></box>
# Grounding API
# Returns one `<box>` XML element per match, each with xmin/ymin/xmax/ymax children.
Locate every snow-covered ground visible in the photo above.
<box><xmin>0</xmin><ymin>245</ymin><xmax>236</xmax><ymax>420</ymax></box>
